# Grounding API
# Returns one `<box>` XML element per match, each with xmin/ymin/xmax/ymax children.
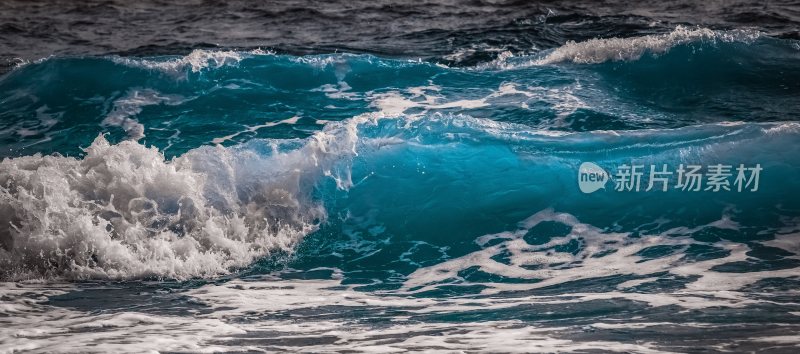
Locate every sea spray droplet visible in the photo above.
<box><xmin>578</xmin><ymin>162</ymin><xmax>609</xmax><ymax>193</ymax></box>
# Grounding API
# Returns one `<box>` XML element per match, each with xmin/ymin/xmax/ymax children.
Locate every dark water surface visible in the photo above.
<box><xmin>2</xmin><ymin>0</ymin><xmax>800</xmax><ymax>71</ymax></box>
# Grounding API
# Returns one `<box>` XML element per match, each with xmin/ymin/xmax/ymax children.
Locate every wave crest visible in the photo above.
<box><xmin>1</xmin><ymin>112</ymin><xmax>798</xmax><ymax>280</ymax></box>
<box><xmin>529</xmin><ymin>26</ymin><xmax>762</xmax><ymax>66</ymax></box>
<box><xmin>110</xmin><ymin>48</ymin><xmax>273</xmax><ymax>74</ymax></box>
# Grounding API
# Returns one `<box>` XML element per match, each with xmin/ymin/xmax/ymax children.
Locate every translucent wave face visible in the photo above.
<box><xmin>1</xmin><ymin>109</ymin><xmax>800</xmax><ymax>281</ymax></box>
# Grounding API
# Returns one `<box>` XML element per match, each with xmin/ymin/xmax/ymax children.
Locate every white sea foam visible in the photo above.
<box><xmin>494</xmin><ymin>26</ymin><xmax>762</xmax><ymax>67</ymax></box>
<box><xmin>101</xmin><ymin>89</ymin><xmax>186</xmax><ymax>141</ymax></box>
<box><xmin>749</xmin><ymin>335</ymin><xmax>800</xmax><ymax>344</ymax></box>
<box><xmin>0</xmin><ymin>105</ymin><xmax>63</xmax><ymax>150</ymax></box>
<box><xmin>365</xmin><ymin>80</ymin><xmax>605</xmax><ymax>130</ymax></box>
<box><xmin>0</xmin><ymin>278</ymin><xmax>674</xmax><ymax>354</ymax></box>
<box><xmin>369</xmin><ymin>82</ymin><xmax>576</xmax><ymax>119</ymax></box>
<box><xmin>0</xmin><ymin>282</ymin><xmax>246</xmax><ymax>354</ymax></box>
<box><xmin>111</xmin><ymin>49</ymin><xmax>273</xmax><ymax>74</ymax></box>
<box><xmin>0</xmin><ymin>113</ymin><xmax>378</xmax><ymax>280</ymax></box>
<box><xmin>3</xmin><ymin>205</ymin><xmax>800</xmax><ymax>352</ymax></box>
<box><xmin>211</xmin><ymin>115</ymin><xmax>301</xmax><ymax>145</ymax></box>
<box><xmin>4</xmin><ymin>272</ymin><xmax>798</xmax><ymax>353</ymax></box>
<box><xmin>403</xmin><ymin>208</ymin><xmax>800</xmax><ymax>308</ymax></box>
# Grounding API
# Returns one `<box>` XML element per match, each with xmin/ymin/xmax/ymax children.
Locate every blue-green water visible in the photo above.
<box><xmin>2</xmin><ymin>27</ymin><xmax>800</xmax><ymax>352</ymax></box>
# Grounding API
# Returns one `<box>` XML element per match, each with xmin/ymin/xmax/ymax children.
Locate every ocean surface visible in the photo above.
<box><xmin>1</xmin><ymin>1</ymin><xmax>800</xmax><ymax>353</ymax></box>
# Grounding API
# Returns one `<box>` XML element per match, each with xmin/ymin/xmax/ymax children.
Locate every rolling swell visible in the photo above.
<box><xmin>494</xmin><ymin>27</ymin><xmax>800</xmax><ymax>127</ymax></box>
<box><xmin>0</xmin><ymin>27</ymin><xmax>799</xmax><ymax>282</ymax></box>
<box><xmin>1</xmin><ymin>112</ymin><xmax>799</xmax><ymax>281</ymax></box>
<box><xmin>1</xmin><ymin>28</ymin><xmax>797</xmax><ymax>160</ymax></box>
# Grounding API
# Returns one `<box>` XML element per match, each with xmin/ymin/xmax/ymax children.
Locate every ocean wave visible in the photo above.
<box><xmin>4</xmin><ymin>44</ymin><xmax>798</xmax><ymax>159</ymax></box>
<box><xmin>1</xmin><ymin>112</ymin><xmax>798</xmax><ymax>280</ymax></box>
<box><xmin>488</xmin><ymin>26</ymin><xmax>763</xmax><ymax>68</ymax></box>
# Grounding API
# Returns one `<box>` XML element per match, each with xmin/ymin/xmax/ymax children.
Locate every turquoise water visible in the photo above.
<box><xmin>2</xmin><ymin>27</ymin><xmax>800</xmax><ymax>352</ymax></box>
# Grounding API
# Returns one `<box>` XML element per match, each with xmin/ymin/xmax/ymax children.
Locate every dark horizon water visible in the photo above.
<box><xmin>1</xmin><ymin>1</ymin><xmax>800</xmax><ymax>353</ymax></box>
<box><xmin>3</xmin><ymin>0</ymin><xmax>800</xmax><ymax>72</ymax></box>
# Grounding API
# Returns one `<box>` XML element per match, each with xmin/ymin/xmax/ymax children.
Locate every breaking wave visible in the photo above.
<box><xmin>0</xmin><ymin>114</ymin><xmax>363</xmax><ymax>280</ymax></box>
<box><xmin>534</xmin><ymin>26</ymin><xmax>762</xmax><ymax>65</ymax></box>
<box><xmin>2</xmin><ymin>111</ymin><xmax>799</xmax><ymax>281</ymax></box>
